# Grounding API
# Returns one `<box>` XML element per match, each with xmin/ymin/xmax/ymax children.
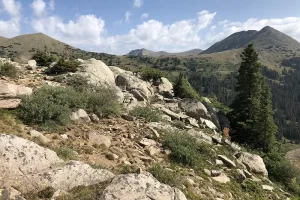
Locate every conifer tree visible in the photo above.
<box><xmin>173</xmin><ymin>72</ymin><xmax>199</xmax><ymax>99</ymax></box>
<box><xmin>228</xmin><ymin>44</ymin><xmax>277</xmax><ymax>152</ymax></box>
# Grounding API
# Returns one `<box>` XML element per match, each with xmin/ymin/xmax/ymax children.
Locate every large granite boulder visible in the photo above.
<box><xmin>236</xmin><ymin>152</ymin><xmax>268</xmax><ymax>176</ymax></box>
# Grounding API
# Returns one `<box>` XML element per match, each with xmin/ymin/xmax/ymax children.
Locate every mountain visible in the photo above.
<box><xmin>0</xmin><ymin>33</ymin><xmax>75</xmax><ymax>62</ymax></box>
<box><xmin>202</xmin><ymin>26</ymin><xmax>300</xmax><ymax>55</ymax></box>
<box><xmin>127</xmin><ymin>48</ymin><xmax>203</xmax><ymax>57</ymax></box>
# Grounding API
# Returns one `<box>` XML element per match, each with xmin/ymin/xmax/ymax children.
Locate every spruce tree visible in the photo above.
<box><xmin>228</xmin><ymin>44</ymin><xmax>277</xmax><ymax>152</ymax></box>
<box><xmin>173</xmin><ymin>72</ymin><xmax>199</xmax><ymax>99</ymax></box>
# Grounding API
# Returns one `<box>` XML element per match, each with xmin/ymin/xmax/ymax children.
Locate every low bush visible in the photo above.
<box><xmin>130</xmin><ymin>106</ymin><xmax>162</xmax><ymax>122</ymax></box>
<box><xmin>0</xmin><ymin>62</ymin><xmax>19</xmax><ymax>78</ymax></box>
<box><xmin>19</xmin><ymin>86</ymin><xmax>86</xmax><ymax>129</ymax></box>
<box><xmin>149</xmin><ymin>164</ymin><xmax>181</xmax><ymax>187</ymax></box>
<box><xmin>56</xmin><ymin>146</ymin><xmax>75</xmax><ymax>160</ymax></box>
<box><xmin>47</xmin><ymin>59</ymin><xmax>79</xmax><ymax>75</ymax></box>
<box><xmin>141</xmin><ymin>67</ymin><xmax>166</xmax><ymax>83</ymax></box>
<box><xmin>32</xmin><ymin>51</ymin><xmax>57</xmax><ymax>66</ymax></box>
<box><xmin>65</xmin><ymin>74</ymin><xmax>90</xmax><ymax>92</ymax></box>
<box><xmin>163</xmin><ymin>131</ymin><xmax>214</xmax><ymax>170</ymax></box>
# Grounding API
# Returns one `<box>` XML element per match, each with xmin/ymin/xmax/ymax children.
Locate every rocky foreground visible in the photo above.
<box><xmin>0</xmin><ymin>58</ymin><xmax>292</xmax><ymax>199</ymax></box>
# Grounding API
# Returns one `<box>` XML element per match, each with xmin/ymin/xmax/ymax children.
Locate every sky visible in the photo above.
<box><xmin>0</xmin><ymin>0</ymin><xmax>300</xmax><ymax>55</ymax></box>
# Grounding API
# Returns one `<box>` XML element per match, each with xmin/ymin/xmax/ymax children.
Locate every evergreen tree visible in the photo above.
<box><xmin>174</xmin><ymin>72</ymin><xmax>199</xmax><ymax>99</ymax></box>
<box><xmin>257</xmin><ymin>79</ymin><xmax>277</xmax><ymax>152</ymax></box>
<box><xmin>228</xmin><ymin>44</ymin><xmax>277</xmax><ymax>151</ymax></box>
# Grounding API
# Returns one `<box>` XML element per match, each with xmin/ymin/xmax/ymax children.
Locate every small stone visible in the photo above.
<box><xmin>243</xmin><ymin>169</ymin><xmax>252</xmax><ymax>178</ymax></box>
<box><xmin>61</xmin><ymin>134</ymin><xmax>68</xmax><ymax>140</ymax></box>
<box><xmin>149</xmin><ymin>127</ymin><xmax>160</xmax><ymax>138</ymax></box>
<box><xmin>139</xmin><ymin>138</ymin><xmax>156</xmax><ymax>147</ymax></box>
<box><xmin>30</xmin><ymin>130</ymin><xmax>50</xmax><ymax>143</ymax></box>
<box><xmin>212</xmin><ymin>173</ymin><xmax>230</xmax><ymax>183</ymax></box>
<box><xmin>145</xmin><ymin>146</ymin><xmax>160</xmax><ymax>156</ymax></box>
<box><xmin>218</xmin><ymin>155</ymin><xmax>236</xmax><ymax>168</ymax></box>
<box><xmin>262</xmin><ymin>185</ymin><xmax>274</xmax><ymax>191</ymax></box>
<box><xmin>195</xmin><ymin>176</ymin><xmax>204</xmax><ymax>181</ymax></box>
<box><xmin>204</xmin><ymin>169</ymin><xmax>211</xmax><ymax>176</ymax></box>
<box><xmin>216</xmin><ymin>159</ymin><xmax>224</xmax><ymax>165</ymax></box>
<box><xmin>236</xmin><ymin>169</ymin><xmax>247</xmax><ymax>181</ymax></box>
<box><xmin>106</xmin><ymin>153</ymin><xmax>119</xmax><ymax>161</ymax></box>
<box><xmin>186</xmin><ymin>178</ymin><xmax>196</xmax><ymax>186</ymax></box>
<box><xmin>90</xmin><ymin>114</ymin><xmax>100</xmax><ymax>122</ymax></box>
<box><xmin>121</xmin><ymin>114</ymin><xmax>135</xmax><ymax>121</ymax></box>
<box><xmin>211</xmin><ymin>170</ymin><xmax>222</xmax><ymax>177</ymax></box>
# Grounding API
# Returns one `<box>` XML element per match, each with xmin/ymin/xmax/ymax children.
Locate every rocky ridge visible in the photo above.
<box><xmin>0</xmin><ymin>58</ymin><xmax>292</xmax><ymax>199</ymax></box>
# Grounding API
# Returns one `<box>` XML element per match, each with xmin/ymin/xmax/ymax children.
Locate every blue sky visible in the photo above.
<box><xmin>0</xmin><ymin>0</ymin><xmax>300</xmax><ymax>54</ymax></box>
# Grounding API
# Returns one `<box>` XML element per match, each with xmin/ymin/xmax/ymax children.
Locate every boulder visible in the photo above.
<box><xmin>76</xmin><ymin>58</ymin><xmax>115</xmax><ymax>86</ymax></box>
<box><xmin>139</xmin><ymin>138</ymin><xmax>156</xmax><ymax>147</ymax></box>
<box><xmin>212</xmin><ymin>173</ymin><xmax>230</xmax><ymax>183</ymax></box>
<box><xmin>27</xmin><ymin>60</ymin><xmax>37</xmax><ymax>70</ymax></box>
<box><xmin>218</xmin><ymin>155</ymin><xmax>236</xmax><ymax>168</ymax></box>
<box><xmin>200</xmin><ymin>118</ymin><xmax>218</xmax><ymax>130</ymax></box>
<box><xmin>109</xmin><ymin>66</ymin><xmax>133</xmax><ymax>78</ymax></box>
<box><xmin>179</xmin><ymin>99</ymin><xmax>209</xmax><ymax>119</ymax></box>
<box><xmin>236</xmin><ymin>152</ymin><xmax>268</xmax><ymax>176</ymax></box>
<box><xmin>88</xmin><ymin>131</ymin><xmax>111</xmax><ymax>148</ymax></box>
<box><xmin>262</xmin><ymin>185</ymin><xmax>274</xmax><ymax>191</ymax></box>
<box><xmin>158</xmin><ymin>77</ymin><xmax>173</xmax><ymax>98</ymax></box>
<box><xmin>116</xmin><ymin>73</ymin><xmax>153</xmax><ymax>100</ymax></box>
<box><xmin>99</xmin><ymin>173</ymin><xmax>187</xmax><ymax>200</ymax></box>
<box><xmin>70</xmin><ymin>109</ymin><xmax>91</xmax><ymax>122</ymax></box>
<box><xmin>31</xmin><ymin>161</ymin><xmax>114</xmax><ymax>191</ymax></box>
<box><xmin>0</xmin><ymin>82</ymin><xmax>32</xmax><ymax>98</ymax></box>
<box><xmin>161</xmin><ymin>107</ymin><xmax>189</xmax><ymax>120</ymax></box>
<box><xmin>0</xmin><ymin>99</ymin><xmax>21</xmax><ymax>109</ymax></box>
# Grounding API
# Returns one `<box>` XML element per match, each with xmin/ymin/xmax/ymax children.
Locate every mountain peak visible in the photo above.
<box><xmin>127</xmin><ymin>48</ymin><xmax>203</xmax><ymax>57</ymax></box>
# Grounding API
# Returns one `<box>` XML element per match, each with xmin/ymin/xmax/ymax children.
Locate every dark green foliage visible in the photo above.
<box><xmin>141</xmin><ymin>67</ymin><xmax>166</xmax><ymax>83</ymax></box>
<box><xmin>84</xmin><ymin>86</ymin><xmax>122</xmax><ymax>118</ymax></box>
<box><xmin>173</xmin><ymin>72</ymin><xmax>199</xmax><ymax>99</ymax></box>
<box><xmin>163</xmin><ymin>132</ymin><xmax>214</xmax><ymax>169</ymax></box>
<box><xmin>32</xmin><ymin>51</ymin><xmax>57</xmax><ymax>66</ymax></box>
<box><xmin>149</xmin><ymin>164</ymin><xmax>181</xmax><ymax>187</ymax></box>
<box><xmin>65</xmin><ymin>74</ymin><xmax>90</xmax><ymax>92</ymax></box>
<box><xmin>130</xmin><ymin>106</ymin><xmax>162</xmax><ymax>122</ymax></box>
<box><xmin>47</xmin><ymin>59</ymin><xmax>79</xmax><ymax>74</ymax></box>
<box><xmin>19</xmin><ymin>86</ymin><xmax>85</xmax><ymax>129</ymax></box>
<box><xmin>0</xmin><ymin>62</ymin><xmax>18</xmax><ymax>78</ymax></box>
<box><xmin>228</xmin><ymin>44</ymin><xmax>277</xmax><ymax>152</ymax></box>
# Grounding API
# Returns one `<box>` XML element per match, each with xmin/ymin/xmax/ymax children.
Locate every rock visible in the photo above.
<box><xmin>212</xmin><ymin>173</ymin><xmax>230</xmax><ymax>183</ymax></box>
<box><xmin>116</xmin><ymin>73</ymin><xmax>153</xmax><ymax>101</ymax></box>
<box><xmin>139</xmin><ymin>138</ymin><xmax>156</xmax><ymax>147</ymax></box>
<box><xmin>51</xmin><ymin>190</ymin><xmax>69</xmax><ymax>200</ymax></box>
<box><xmin>187</xmin><ymin>117</ymin><xmax>199</xmax><ymax>127</ymax></box>
<box><xmin>204</xmin><ymin>169</ymin><xmax>212</xmax><ymax>176</ymax></box>
<box><xmin>131</xmin><ymin>89</ymin><xmax>145</xmax><ymax>101</ymax></box>
<box><xmin>262</xmin><ymin>185</ymin><xmax>274</xmax><ymax>191</ymax></box>
<box><xmin>0</xmin><ymin>82</ymin><xmax>32</xmax><ymax>98</ymax></box>
<box><xmin>32</xmin><ymin>161</ymin><xmax>115</xmax><ymax>192</ymax></box>
<box><xmin>88</xmin><ymin>131</ymin><xmax>111</xmax><ymax>148</ymax></box>
<box><xmin>0</xmin><ymin>134</ymin><xmax>63</xmax><ymax>192</ymax></box>
<box><xmin>187</xmin><ymin>129</ymin><xmax>213</xmax><ymax>144</ymax></box>
<box><xmin>90</xmin><ymin>114</ymin><xmax>100</xmax><ymax>122</ymax></box>
<box><xmin>200</xmin><ymin>118</ymin><xmax>218</xmax><ymax>130</ymax></box>
<box><xmin>106</xmin><ymin>153</ymin><xmax>119</xmax><ymax>161</ymax></box>
<box><xmin>149</xmin><ymin>127</ymin><xmax>160</xmax><ymax>138</ymax></box>
<box><xmin>27</xmin><ymin>60</ymin><xmax>37</xmax><ymax>70</ymax></box>
<box><xmin>236</xmin><ymin>152</ymin><xmax>268</xmax><ymax>176</ymax></box>
<box><xmin>158</xmin><ymin>77</ymin><xmax>173</xmax><ymax>98</ymax></box>
<box><xmin>236</xmin><ymin>169</ymin><xmax>247</xmax><ymax>181</ymax></box>
<box><xmin>216</xmin><ymin>159</ymin><xmax>224</xmax><ymax>165</ymax></box>
<box><xmin>218</xmin><ymin>155</ymin><xmax>236</xmax><ymax>168</ymax></box>
<box><xmin>0</xmin><ymin>187</ymin><xmax>26</xmax><ymax>200</ymax></box>
<box><xmin>100</xmin><ymin>173</ymin><xmax>187</xmax><ymax>200</ymax></box>
<box><xmin>121</xmin><ymin>114</ymin><xmax>135</xmax><ymax>121</ymax></box>
<box><xmin>179</xmin><ymin>98</ymin><xmax>209</xmax><ymax>119</ymax></box>
<box><xmin>61</xmin><ymin>134</ymin><xmax>68</xmax><ymax>140</ymax></box>
<box><xmin>70</xmin><ymin>109</ymin><xmax>91</xmax><ymax>122</ymax></box>
<box><xmin>243</xmin><ymin>169</ymin><xmax>252</xmax><ymax>178</ymax></box>
<box><xmin>30</xmin><ymin>130</ymin><xmax>51</xmax><ymax>143</ymax></box>
<box><xmin>0</xmin><ymin>99</ymin><xmax>21</xmax><ymax>108</ymax></box>
<box><xmin>161</xmin><ymin>107</ymin><xmax>189</xmax><ymax>120</ymax></box>
<box><xmin>109</xmin><ymin>66</ymin><xmax>133</xmax><ymax>78</ymax></box>
<box><xmin>186</xmin><ymin>178</ymin><xmax>196</xmax><ymax>186</ymax></box>
<box><xmin>161</xmin><ymin>114</ymin><xmax>172</xmax><ymax>122</ymax></box>
<box><xmin>145</xmin><ymin>146</ymin><xmax>160</xmax><ymax>156</ymax></box>
<box><xmin>211</xmin><ymin>170</ymin><xmax>222</xmax><ymax>177</ymax></box>
<box><xmin>77</xmin><ymin>58</ymin><xmax>115</xmax><ymax>86</ymax></box>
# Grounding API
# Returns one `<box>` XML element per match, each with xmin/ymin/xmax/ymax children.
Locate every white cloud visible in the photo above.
<box><xmin>31</xmin><ymin>0</ymin><xmax>46</xmax><ymax>16</ymax></box>
<box><xmin>49</xmin><ymin>0</ymin><xmax>55</xmax><ymax>10</ymax></box>
<box><xmin>133</xmin><ymin>0</ymin><xmax>143</xmax><ymax>8</ymax></box>
<box><xmin>141</xmin><ymin>13</ymin><xmax>148</xmax><ymax>20</ymax></box>
<box><xmin>31</xmin><ymin>15</ymin><xmax>106</xmax><ymax>45</ymax></box>
<box><xmin>125</xmin><ymin>11</ymin><xmax>131</xmax><ymax>22</ymax></box>
<box><xmin>0</xmin><ymin>0</ymin><xmax>21</xmax><ymax>37</ymax></box>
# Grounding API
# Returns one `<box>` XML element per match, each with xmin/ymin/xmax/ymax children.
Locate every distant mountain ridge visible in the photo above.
<box><xmin>202</xmin><ymin>26</ymin><xmax>300</xmax><ymax>55</ymax></box>
<box><xmin>127</xmin><ymin>48</ymin><xmax>203</xmax><ymax>57</ymax></box>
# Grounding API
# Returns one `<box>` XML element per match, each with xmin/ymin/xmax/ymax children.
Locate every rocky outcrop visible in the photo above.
<box><xmin>179</xmin><ymin>98</ymin><xmax>209</xmax><ymax>120</ymax></box>
<box><xmin>236</xmin><ymin>152</ymin><xmax>268</xmax><ymax>176</ymax></box>
<box><xmin>99</xmin><ymin>173</ymin><xmax>187</xmax><ymax>200</ymax></box>
<box><xmin>27</xmin><ymin>60</ymin><xmax>37</xmax><ymax>70</ymax></box>
<box><xmin>158</xmin><ymin>77</ymin><xmax>173</xmax><ymax>98</ymax></box>
<box><xmin>0</xmin><ymin>82</ymin><xmax>32</xmax><ymax>108</ymax></box>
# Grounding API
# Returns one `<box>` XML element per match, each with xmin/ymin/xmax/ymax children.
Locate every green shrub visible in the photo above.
<box><xmin>163</xmin><ymin>132</ymin><xmax>214</xmax><ymax>169</ymax></box>
<box><xmin>0</xmin><ymin>62</ymin><xmax>18</xmax><ymax>78</ymax></box>
<box><xmin>130</xmin><ymin>106</ymin><xmax>162</xmax><ymax>122</ymax></box>
<box><xmin>47</xmin><ymin>59</ymin><xmax>79</xmax><ymax>75</ymax></box>
<box><xmin>173</xmin><ymin>72</ymin><xmax>199</xmax><ymax>99</ymax></box>
<box><xmin>66</xmin><ymin>74</ymin><xmax>90</xmax><ymax>92</ymax></box>
<box><xmin>149</xmin><ymin>164</ymin><xmax>181</xmax><ymax>187</ymax></box>
<box><xmin>141</xmin><ymin>67</ymin><xmax>166</xmax><ymax>83</ymax></box>
<box><xmin>56</xmin><ymin>146</ymin><xmax>75</xmax><ymax>160</ymax></box>
<box><xmin>172</xmin><ymin>120</ymin><xmax>186</xmax><ymax>129</ymax></box>
<box><xmin>32</xmin><ymin>51</ymin><xmax>57</xmax><ymax>66</ymax></box>
<box><xmin>84</xmin><ymin>86</ymin><xmax>122</xmax><ymax>117</ymax></box>
<box><xmin>19</xmin><ymin>86</ymin><xmax>86</xmax><ymax>129</ymax></box>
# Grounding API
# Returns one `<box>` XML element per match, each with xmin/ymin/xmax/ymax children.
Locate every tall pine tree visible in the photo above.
<box><xmin>228</xmin><ymin>44</ymin><xmax>277</xmax><ymax>152</ymax></box>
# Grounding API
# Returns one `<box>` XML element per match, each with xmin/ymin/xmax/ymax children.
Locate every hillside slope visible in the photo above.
<box><xmin>0</xmin><ymin>33</ymin><xmax>75</xmax><ymax>62</ymax></box>
<box><xmin>127</xmin><ymin>48</ymin><xmax>203</xmax><ymax>57</ymax></box>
